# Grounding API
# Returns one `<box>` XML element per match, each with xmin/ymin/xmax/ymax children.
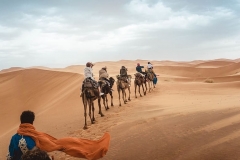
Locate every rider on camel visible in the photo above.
<box><xmin>80</xmin><ymin>62</ymin><xmax>104</xmax><ymax>97</ymax></box>
<box><xmin>147</xmin><ymin>62</ymin><xmax>156</xmax><ymax>77</ymax></box>
<box><xmin>99</xmin><ymin>66</ymin><xmax>113</xmax><ymax>91</ymax></box>
<box><xmin>136</xmin><ymin>63</ymin><xmax>146</xmax><ymax>77</ymax></box>
<box><xmin>120</xmin><ymin>66</ymin><xmax>128</xmax><ymax>77</ymax></box>
<box><xmin>120</xmin><ymin>66</ymin><xmax>130</xmax><ymax>86</ymax></box>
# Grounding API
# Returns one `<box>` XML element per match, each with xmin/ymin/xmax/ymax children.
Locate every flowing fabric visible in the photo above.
<box><xmin>17</xmin><ymin>124</ymin><xmax>110</xmax><ymax>160</ymax></box>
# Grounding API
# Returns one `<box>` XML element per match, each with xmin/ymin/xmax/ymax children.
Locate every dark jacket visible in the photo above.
<box><xmin>136</xmin><ymin>66</ymin><xmax>144</xmax><ymax>73</ymax></box>
<box><xmin>120</xmin><ymin>68</ymin><xmax>127</xmax><ymax>77</ymax></box>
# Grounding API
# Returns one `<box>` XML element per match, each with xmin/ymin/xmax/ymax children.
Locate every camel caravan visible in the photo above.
<box><xmin>80</xmin><ymin>62</ymin><xmax>157</xmax><ymax>129</ymax></box>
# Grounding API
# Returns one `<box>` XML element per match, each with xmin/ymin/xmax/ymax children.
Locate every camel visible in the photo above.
<box><xmin>134</xmin><ymin>72</ymin><xmax>147</xmax><ymax>98</ymax></box>
<box><xmin>99</xmin><ymin>77</ymin><xmax>115</xmax><ymax>110</ymax></box>
<box><xmin>116</xmin><ymin>75</ymin><xmax>132</xmax><ymax>106</ymax></box>
<box><xmin>145</xmin><ymin>69</ymin><xmax>155</xmax><ymax>92</ymax></box>
<box><xmin>81</xmin><ymin>79</ymin><xmax>104</xmax><ymax>129</ymax></box>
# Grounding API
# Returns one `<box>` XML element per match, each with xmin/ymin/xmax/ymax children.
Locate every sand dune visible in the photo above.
<box><xmin>0</xmin><ymin>67</ymin><xmax>25</xmax><ymax>73</ymax></box>
<box><xmin>154</xmin><ymin>62</ymin><xmax>240</xmax><ymax>79</ymax></box>
<box><xmin>1</xmin><ymin>59</ymin><xmax>240</xmax><ymax>160</ymax></box>
<box><xmin>0</xmin><ymin>69</ymin><xmax>82</xmax><ymax>137</ymax></box>
<box><xmin>194</xmin><ymin>60</ymin><xmax>236</xmax><ymax>68</ymax></box>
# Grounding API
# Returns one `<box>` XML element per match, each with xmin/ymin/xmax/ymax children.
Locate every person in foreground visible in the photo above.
<box><xmin>7</xmin><ymin>110</ymin><xmax>111</xmax><ymax>160</ymax></box>
<box><xmin>21</xmin><ymin>148</ymin><xmax>53</xmax><ymax>160</ymax></box>
<box><xmin>7</xmin><ymin>110</ymin><xmax>37</xmax><ymax>160</ymax></box>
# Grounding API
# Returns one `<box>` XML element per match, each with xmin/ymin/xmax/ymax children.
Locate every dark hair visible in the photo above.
<box><xmin>86</xmin><ymin>62</ymin><xmax>91</xmax><ymax>67</ymax></box>
<box><xmin>86</xmin><ymin>62</ymin><xmax>94</xmax><ymax>67</ymax></box>
<box><xmin>21</xmin><ymin>149</ymin><xmax>51</xmax><ymax>160</ymax></box>
<box><xmin>20</xmin><ymin>110</ymin><xmax>35</xmax><ymax>124</ymax></box>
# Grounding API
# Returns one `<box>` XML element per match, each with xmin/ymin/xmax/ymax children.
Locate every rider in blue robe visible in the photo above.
<box><xmin>7</xmin><ymin>134</ymin><xmax>36</xmax><ymax>160</ymax></box>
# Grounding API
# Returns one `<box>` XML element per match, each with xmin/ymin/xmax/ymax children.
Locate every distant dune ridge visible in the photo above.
<box><xmin>1</xmin><ymin>58</ymin><xmax>240</xmax><ymax>160</ymax></box>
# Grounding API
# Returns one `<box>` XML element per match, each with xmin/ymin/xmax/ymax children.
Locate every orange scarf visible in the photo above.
<box><xmin>17</xmin><ymin>124</ymin><xmax>110</xmax><ymax>160</ymax></box>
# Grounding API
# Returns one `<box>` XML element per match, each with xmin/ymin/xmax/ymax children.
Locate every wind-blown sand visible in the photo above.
<box><xmin>1</xmin><ymin>59</ymin><xmax>240</xmax><ymax>160</ymax></box>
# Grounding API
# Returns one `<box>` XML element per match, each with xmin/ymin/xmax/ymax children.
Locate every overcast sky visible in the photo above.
<box><xmin>0</xmin><ymin>0</ymin><xmax>240</xmax><ymax>69</ymax></box>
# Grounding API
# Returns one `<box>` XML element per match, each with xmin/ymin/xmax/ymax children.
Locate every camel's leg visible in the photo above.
<box><xmin>98</xmin><ymin>97</ymin><xmax>104</xmax><ymax>117</ymax></box>
<box><xmin>138</xmin><ymin>85</ymin><xmax>142</xmax><ymax>97</ymax></box>
<box><xmin>92</xmin><ymin>101</ymin><xmax>96</xmax><ymax>122</ymax></box>
<box><xmin>101</xmin><ymin>95</ymin><xmax>107</xmax><ymax>111</ymax></box>
<box><xmin>151</xmin><ymin>81</ymin><xmax>153</xmax><ymax>91</ymax></box>
<box><xmin>148</xmin><ymin>81</ymin><xmax>151</xmax><ymax>92</ymax></box>
<box><xmin>118</xmin><ymin>87</ymin><xmax>121</xmax><ymax>106</ymax></box>
<box><xmin>128</xmin><ymin>87</ymin><xmax>131</xmax><ymax>101</ymax></box>
<box><xmin>105</xmin><ymin>94</ymin><xmax>109</xmax><ymax>110</ymax></box>
<box><xmin>110</xmin><ymin>92</ymin><xmax>114</xmax><ymax>106</ymax></box>
<box><xmin>123</xmin><ymin>89</ymin><xmax>127</xmax><ymax>104</ymax></box>
<box><xmin>142</xmin><ymin>83</ymin><xmax>145</xmax><ymax>95</ymax></box>
<box><xmin>87</xmin><ymin>99</ymin><xmax>93</xmax><ymax>124</ymax></box>
<box><xmin>125</xmin><ymin>89</ymin><xmax>128</xmax><ymax>102</ymax></box>
<box><xmin>82</xmin><ymin>94</ymin><xmax>88</xmax><ymax>129</ymax></box>
<box><xmin>140</xmin><ymin>84</ymin><xmax>144</xmax><ymax>97</ymax></box>
<box><xmin>144</xmin><ymin>81</ymin><xmax>147</xmax><ymax>95</ymax></box>
<box><xmin>134</xmin><ymin>83</ymin><xmax>137</xmax><ymax>98</ymax></box>
<box><xmin>144</xmin><ymin>82</ymin><xmax>147</xmax><ymax>95</ymax></box>
<box><xmin>142</xmin><ymin>82</ymin><xmax>145</xmax><ymax>95</ymax></box>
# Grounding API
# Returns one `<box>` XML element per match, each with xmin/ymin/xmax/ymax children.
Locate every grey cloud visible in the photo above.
<box><xmin>163</xmin><ymin>0</ymin><xmax>240</xmax><ymax>13</ymax></box>
<box><xmin>0</xmin><ymin>0</ymin><xmax>240</xmax><ymax>69</ymax></box>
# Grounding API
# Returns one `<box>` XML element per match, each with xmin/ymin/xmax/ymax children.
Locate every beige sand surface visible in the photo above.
<box><xmin>1</xmin><ymin>59</ymin><xmax>240</xmax><ymax>160</ymax></box>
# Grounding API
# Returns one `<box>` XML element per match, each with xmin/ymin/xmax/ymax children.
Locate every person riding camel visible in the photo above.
<box><xmin>136</xmin><ymin>63</ymin><xmax>146</xmax><ymax>77</ymax></box>
<box><xmin>147</xmin><ymin>62</ymin><xmax>156</xmax><ymax>75</ymax></box>
<box><xmin>120</xmin><ymin>66</ymin><xmax>128</xmax><ymax>78</ymax></box>
<box><xmin>119</xmin><ymin>66</ymin><xmax>131</xmax><ymax>86</ymax></box>
<box><xmin>80</xmin><ymin>62</ymin><xmax>104</xmax><ymax>97</ymax></box>
<box><xmin>99</xmin><ymin>66</ymin><xmax>113</xmax><ymax>91</ymax></box>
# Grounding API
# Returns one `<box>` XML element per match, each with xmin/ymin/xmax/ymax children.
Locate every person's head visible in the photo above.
<box><xmin>102</xmin><ymin>66</ymin><xmax>107</xmax><ymax>70</ymax></box>
<box><xmin>121</xmin><ymin>66</ymin><xmax>125</xmax><ymax>69</ymax></box>
<box><xmin>86</xmin><ymin>62</ymin><xmax>94</xmax><ymax>68</ymax></box>
<box><xmin>21</xmin><ymin>148</ymin><xmax>51</xmax><ymax>160</ymax></box>
<box><xmin>137</xmin><ymin>63</ymin><xmax>140</xmax><ymax>66</ymax></box>
<box><xmin>20</xmin><ymin>110</ymin><xmax>35</xmax><ymax>124</ymax></box>
<box><xmin>148</xmin><ymin>62</ymin><xmax>151</xmax><ymax>64</ymax></box>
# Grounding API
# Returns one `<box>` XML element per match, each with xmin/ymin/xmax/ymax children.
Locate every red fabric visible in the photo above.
<box><xmin>17</xmin><ymin>124</ymin><xmax>110</xmax><ymax>160</ymax></box>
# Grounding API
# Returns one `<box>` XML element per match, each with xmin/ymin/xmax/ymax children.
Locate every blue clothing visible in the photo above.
<box><xmin>8</xmin><ymin>133</ymin><xmax>36</xmax><ymax>160</ymax></box>
<box><xmin>153</xmin><ymin>77</ymin><xmax>158</xmax><ymax>85</ymax></box>
<box><xmin>136</xmin><ymin>66</ymin><xmax>144</xmax><ymax>73</ymax></box>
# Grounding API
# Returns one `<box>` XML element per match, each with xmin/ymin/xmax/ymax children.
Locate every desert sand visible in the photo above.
<box><xmin>1</xmin><ymin>59</ymin><xmax>240</xmax><ymax>160</ymax></box>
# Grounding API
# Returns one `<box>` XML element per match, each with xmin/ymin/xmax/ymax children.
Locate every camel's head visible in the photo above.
<box><xmin>109</xmin><ymin>77</ymin><xmax>115</xmax><ymax>85</ymax></box>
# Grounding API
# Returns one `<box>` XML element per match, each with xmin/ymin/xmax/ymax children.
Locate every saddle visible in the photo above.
<box><xmin>116</xmin><ymin>75</ymin><xmax>128</xmax><ymax>83</ymax></box>
<box><xmin>83</xmin><ymin>78</ymin><xmax>98</xmax><ymax>88</ymax></box>
<box><xmin>99</xmin><ymin>78</ymin><xmax>110</xmax><ymax>86</ymax></box>
<box><xmin>146</xmin><ymin>71</ymin><xmax>154</xmax><ymax>81</ymax></box>
<box><xmin>134</xmin><ymin>72</ymin><xmax>144</xmax><ymax>78</ymax></box>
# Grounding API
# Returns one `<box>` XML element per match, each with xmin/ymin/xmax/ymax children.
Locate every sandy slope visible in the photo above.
<box><xmin>1</xmin><ymin>59</ymin><xmax>240</xmax><ymax>160</ymax></box>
